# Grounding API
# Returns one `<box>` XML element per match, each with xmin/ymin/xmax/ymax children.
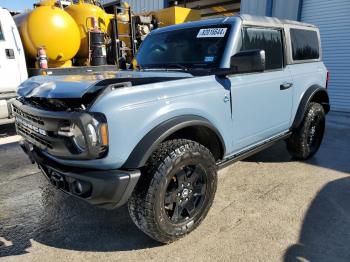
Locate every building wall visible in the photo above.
<box><xmin>121</xmin><ymin>0</ymin><xmax>167</xmax><ymax>13</ymax></box>
<box><xmin>272</xmin><ymin>0</ymin><xmax>300</xmax><ymax>20</ymax></box>
<box><xmin>103</xmin><ymin>0</ymin><xmax>167</xmax><ymax>13</ymax></box>
<box><xmin>240</xmin><ymin>0</ymin><xmax>300</xmax><ymax>20</ymax></box>
<box><xmin>240</xmin><ymin>0</ymin><xmax>269</xmax><ymax>16</ymax></box>
<box><xmin>105</xmin><ymin>0</ymin><xmax>241</xmax><ymax>18</ymax></box>
<box><xmin>301</xmin><ymin>0</ymin><xmax>350</xmax><ymax>112</ymax></box>
<box><xmin>177</xmin><ymin>0</ymin><xmax>241</xmax><ymax>19</ymax></box>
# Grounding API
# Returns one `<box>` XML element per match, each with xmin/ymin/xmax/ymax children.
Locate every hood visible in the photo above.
<box><xmin>17</xmin><ymin>70</ymin><xmax>192</xmax><ymax>99</ymax></box>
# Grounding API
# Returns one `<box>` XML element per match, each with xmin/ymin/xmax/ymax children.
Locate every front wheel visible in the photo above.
<box><xmin>128</xmin><ymin>139</ymin><xmax>217</xmax><ymax>243</ymax></box>
<box><xmin>287</xmin><ymin>102</ymin><xmax>325</xmax><ymax>160</ymax></box>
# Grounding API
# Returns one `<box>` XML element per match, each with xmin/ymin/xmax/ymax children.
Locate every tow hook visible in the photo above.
<box><xmin>50</xmin><ymin>171</ymin><xmax>65</xmax><ymax>189</ymax></box>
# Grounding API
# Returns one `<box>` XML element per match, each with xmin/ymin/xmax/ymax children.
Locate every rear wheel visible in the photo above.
<box><xmin>128</xmin><ymin>139</ymin><xmax>217</xmax><ymax>243</ymax></box>
<box><xmin>287</xmin><ymin>102</ymin><xmax>325</xmax><ymax>160</ymax></box>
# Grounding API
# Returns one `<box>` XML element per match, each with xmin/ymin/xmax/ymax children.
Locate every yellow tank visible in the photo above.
<box><xmin>153</xmin><ymin>6</ymin><xmax>201</xmax><ymax>27</ymax></box>
<box><xmin>65</xmin><ymin>1</ymin><xmax>133</xmax><ymax>59</ymax></box>
<box><xmin>14</xmin><ymin>2</ymin><xmax>80</xmax><ymax>68</ymax></box>
<box><xmin>65</xmin><ymin>1</ymin><xmax>111</xmax><ymax>58</ymax></box>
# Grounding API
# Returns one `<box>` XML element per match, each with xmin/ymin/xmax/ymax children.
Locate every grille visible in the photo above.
<box><xmin>17</xmin><ymin>124</ymin><xmax>53</xmax><ymax>149</ymax></box>
<box><xmin>13</xmin><ymin>104</ymin><xmax>52</xmax><ymax>149</ymax></box>
<box><xmin>12</xmin><ymin>105</ymin><xmax>44</xmax><ymax>125</ymax></box>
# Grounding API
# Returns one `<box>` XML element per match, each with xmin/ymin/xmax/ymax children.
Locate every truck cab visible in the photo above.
<box><xmin>0</xmin><ymin>7</ymin><xmax>27</xmax><ymax>124</ymax></box>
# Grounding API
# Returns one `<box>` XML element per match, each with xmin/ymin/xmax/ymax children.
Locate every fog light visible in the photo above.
<box><xmin>74</xmin><ymin>181</ymin><xmax>83</xmax><ymax>195</ymax></box>
<box><xmin>71</xmin><ymin>180</ymin><xmax>92</xmax><ymax>197</ymax></box>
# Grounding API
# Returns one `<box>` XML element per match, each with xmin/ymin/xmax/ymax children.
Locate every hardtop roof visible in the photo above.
<box><xmin>152</xmin><ymin>14</ymin><xmax>316</xmax><ymax>34</ymax></box>
<box><xmin>240</xmin><ymin>14</ymin><xmax>316</xmax><ymax>28</ymax></box>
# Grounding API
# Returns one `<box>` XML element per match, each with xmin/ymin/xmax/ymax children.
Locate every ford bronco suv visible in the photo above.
<box><xmin>14</xmin><ymin>15</ymin><xmax>329</xmax><ymax>243</ymax></box>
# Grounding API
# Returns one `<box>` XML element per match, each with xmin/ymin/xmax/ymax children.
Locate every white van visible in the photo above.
<box><xmin>0</xmin><ymin>7</ymin><xmax>27</xmax><ymax>124</ymax></box>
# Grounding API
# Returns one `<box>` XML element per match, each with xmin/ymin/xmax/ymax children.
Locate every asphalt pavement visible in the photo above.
<box><xmin>0</xmin><ymin>112</ymin><xmax>349</xmax><ymax>262</ymax></box>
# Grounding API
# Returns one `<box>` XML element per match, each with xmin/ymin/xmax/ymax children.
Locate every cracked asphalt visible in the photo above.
<box><xmin>0</xmin><ymin>112</ymin><xmax>349</xmax><ymax>262</ymax></box>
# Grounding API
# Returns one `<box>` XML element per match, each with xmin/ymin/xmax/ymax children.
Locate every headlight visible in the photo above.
<box><xmin>71</xmin><ymin>124</ymin><xmax>86</xmax><ymax>152</ymax></box>
<box><xmin>58</xmin><ymin>116</ymin><xmax>108</xmax><ymax>155</ymax></box>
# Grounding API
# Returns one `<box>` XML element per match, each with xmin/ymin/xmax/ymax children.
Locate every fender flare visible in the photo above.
<box><xmin>122</xmin><ymin>115</ymin><xmax>226</xmax><ymax>169</ymax></box>
<box><xmin>292</xmin><ymin>85</ymin><xmax>330</xmax><ymax>129</ymax></box>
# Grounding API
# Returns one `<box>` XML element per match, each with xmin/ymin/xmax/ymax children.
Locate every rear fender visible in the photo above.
<box><xmin>292</xmin><ymin>85</ymin><xmax>330</xmax><ymax>129</ymax></box>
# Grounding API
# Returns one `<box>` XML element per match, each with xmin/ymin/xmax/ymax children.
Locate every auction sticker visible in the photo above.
<box><xmin>197</xmin><ymin>28</ymin><xmax>227</xmax><ymax>38</ymax></box>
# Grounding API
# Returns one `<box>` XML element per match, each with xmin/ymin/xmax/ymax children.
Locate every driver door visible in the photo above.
<box><xmin>229</xmin><ymin>27</ymin><xmax>293</xmax><ymax>152</ymax></box>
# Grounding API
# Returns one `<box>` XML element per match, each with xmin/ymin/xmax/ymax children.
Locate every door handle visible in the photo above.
<box><xmin>5</xmin><ymin>49</ymin><xmax>15</xmax><ymax>59</ymax></box>
<box><xmin>280</xmin><ymin>82</ymin><xmax>293</xmax><ymax>90</ymax></box>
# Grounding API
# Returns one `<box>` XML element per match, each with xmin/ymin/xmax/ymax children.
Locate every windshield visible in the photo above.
<box><xmin>136</xmin><ymin>26</ymin><xmax>231</xmax><ymax>69</ymax></box>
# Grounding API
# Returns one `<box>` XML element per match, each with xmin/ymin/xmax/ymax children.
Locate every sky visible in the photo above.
<box><xmin>0</xmin><ymin>0</ymin><xmax>37</xmax><ymax>11</ymax></box>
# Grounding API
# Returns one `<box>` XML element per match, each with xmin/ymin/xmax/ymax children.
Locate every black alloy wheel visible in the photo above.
<box><xmin>163</xmin><ymin>164</ymin><xmax>207</xmax><ymax>223</ymax></box>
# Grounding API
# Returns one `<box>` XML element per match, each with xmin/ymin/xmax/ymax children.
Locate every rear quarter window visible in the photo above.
<box><xmin>290</xmin><ymin>28</ymin><xmax>319</xmax><ymax>61</ymax></box>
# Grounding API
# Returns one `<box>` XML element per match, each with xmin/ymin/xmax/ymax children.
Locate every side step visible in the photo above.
<box><xmin>217</xmin><ymin>132</ymin><xmax>291</xmax><ymax>170</ymax></box>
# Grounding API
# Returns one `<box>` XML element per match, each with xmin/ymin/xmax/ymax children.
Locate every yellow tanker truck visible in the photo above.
<box><xmin>12</xmin><ymin>0</ymin><xmax>201</xmax><ymax>74</ymax></box>
<box><xmin>13</xmin><ymin>0</ymin><xmax>139</xmax><ymax>73</ymax></box>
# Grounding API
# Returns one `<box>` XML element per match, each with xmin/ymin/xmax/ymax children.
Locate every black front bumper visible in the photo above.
<box><xmin>20</xmin><ymin>140</ymin><xmax>140</xmax><ymax>209</ymax></box>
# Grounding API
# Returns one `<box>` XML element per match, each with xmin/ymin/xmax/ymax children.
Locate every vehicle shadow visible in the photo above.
<box><xmin>244</xmin><ymin>112</ymin><xmax>350</xmax><ymax>174</ymax></box>
<box><xmin>284</xmin><ymin>176</ymin><xmax>350</xmax><ymax>262</ymax></box>
<box><xmin>0</xmin><ymin>178</ymin><xmax>161</xmax><ymax>258</ymax></box>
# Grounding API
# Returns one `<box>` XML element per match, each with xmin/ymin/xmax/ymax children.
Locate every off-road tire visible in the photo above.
<box><xmin>287</xmin><ymin>102</ymin><xmax>325</xmax><ymax>160</ymax></box>
<box><xmin>128</xmin><ymin>139</ymin><xmax>217</xmax><ymax>243</ymax></box>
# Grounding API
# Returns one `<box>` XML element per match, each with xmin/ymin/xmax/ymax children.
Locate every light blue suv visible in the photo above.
<box><xmin>14</xmin><ymin>15</ymin><xmax>330</xmax><ymax>243</ymax></box>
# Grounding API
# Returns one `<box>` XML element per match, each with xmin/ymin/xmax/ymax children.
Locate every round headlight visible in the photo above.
<box><xmin>71</xmin><ymin>124</ymin><xmax>85</xmax><ymax>152</ymax></box>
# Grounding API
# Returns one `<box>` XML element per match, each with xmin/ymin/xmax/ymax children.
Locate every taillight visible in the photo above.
<box><xmin>326</xmin><ymin>71</ymin><xmax>330</xmax><ymax>89</ymax></box>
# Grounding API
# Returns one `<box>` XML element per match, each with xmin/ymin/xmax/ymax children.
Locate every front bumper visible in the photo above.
<box><xmin>0</xmin><ymin>93</ymin><xmax>17</xmax><ymax>120</ymax></box>
<box><xmin>20</xmin><ymin>140</ymin><xmax>140</xmax><ymax>209</ymax></box>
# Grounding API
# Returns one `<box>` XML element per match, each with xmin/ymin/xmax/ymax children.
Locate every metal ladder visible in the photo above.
<box><xmin>111</xmin><ymin>4</ymin><xmax>137</xmax><ymax>67</ymax></box>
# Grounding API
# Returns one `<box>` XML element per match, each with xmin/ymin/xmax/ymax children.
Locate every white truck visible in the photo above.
<box><xmin>0</xmin><ymin>7</ymin><xmax>28</xmax><ymax>125</ymax></box>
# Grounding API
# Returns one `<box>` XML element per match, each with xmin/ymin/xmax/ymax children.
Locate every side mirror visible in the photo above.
<box><xmin>214</xmin><ymin>49</ymin><xmax>266</xmax><ymax>76</ymax></box>
<box><xmin>230</xmin><ymin>49</ymin><xmax>266</xmax><ymax>74</ymax></box>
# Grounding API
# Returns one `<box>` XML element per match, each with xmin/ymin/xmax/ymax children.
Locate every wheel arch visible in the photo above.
<box><xmin>292</xmin><ymin>85</ymin><xmax>330</xmax><ymax>129</ymax></box>
<box><xmin>122</xmin><ymin>115</ymin><xmax>226</xmax><ymax>169</ymax></box>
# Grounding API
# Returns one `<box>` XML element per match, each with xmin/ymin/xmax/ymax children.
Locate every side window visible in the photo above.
<box><xmin>240</xmin><ymin>27</ymin><xmax>284</xmax><ymax>70</ymax></box>
<box><xmin>0</xmin><ymin>22</ymin><xmax>4</xmax><ymax>41</ymax></box>
<box><xmin>290</xmin><ymin>28</ymin><xmax>319</xmax><ymax>60</ymax></box>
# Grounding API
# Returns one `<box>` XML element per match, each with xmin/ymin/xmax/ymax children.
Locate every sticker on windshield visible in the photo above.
<box><xmin>204</xmin><ymin>56</ymin><xmax>215</xmax><ymax>62</ymax></box>
<box><xmin>197</xmin><ymin>28</ymin><xmax>227</xmax><ymax>38</ymax></box>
